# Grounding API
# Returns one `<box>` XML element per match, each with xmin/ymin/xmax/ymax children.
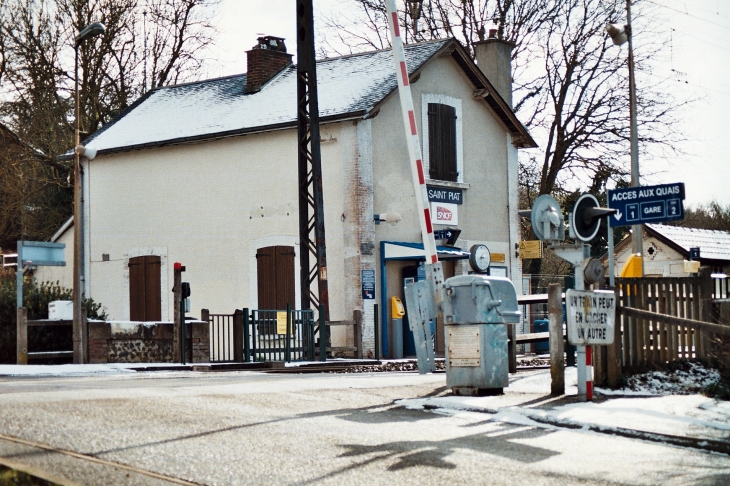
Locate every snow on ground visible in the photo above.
<box><xmin>0</xmin><ymin>363</ymin><xmax>185</xmax><ymax>376</ymax></box>
<box><xmin>398</xmin><ymin>366</ymin><xmax>730</xmax><ymax>445</ymax></box>
<box><xmin>596</xmin><ymin>361</ymin><xmax>721</xmax><ymax>396</ymax></box>
<box><xmin>537</xmin><ymin>395</ymin><xmax>730</xmax><ymax>441</ymax></box>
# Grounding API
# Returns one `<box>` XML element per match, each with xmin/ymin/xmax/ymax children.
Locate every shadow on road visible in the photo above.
<box><xmin>300</xmin><ymin>423</ymin><xmax>559</xmax><ymax>484</ymax></box>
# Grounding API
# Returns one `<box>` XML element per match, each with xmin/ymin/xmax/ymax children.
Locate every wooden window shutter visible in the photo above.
<box><xmin>257</xmin><ymin>247</ymin><xmax>276</xmax><ymax>310</ymax></box>
<box><xmin>144</xmin><ymin>256</ymin><xmax>161</xmax><ymax>321</ymax></box>
<box><xmin>129</xmin><ymin>257</ymin><xmax>145</xmax><ymax>321</ymax></box>
<box><xmin>428</xmin><ymin>103</ymin><xmax>457</xmax><ymax>182</ymax></box>
<box><xmin>257</xmin><ymin>246</ymin><xmax>295</xmax><ymax>311</ymax></box>
<box><xmin>275</xmin><ymin>246</ymin><xmax>296</xmax><ymax>310</ymax></box>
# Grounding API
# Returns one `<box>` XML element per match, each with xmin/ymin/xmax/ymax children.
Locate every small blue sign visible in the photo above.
<box><xmin>362</xmin><ymin>269</ymin><xmax>375</xmax><ymax>300</ymax></box>
<box><xmin>18</xmin><ymin>241</ymin><xmax>66</xmax><ymax>267</ymax></box>
<box><xmin>608</xmin><ymin>183</ymin><xmax>685</xmax><ymax>227</ymax></box>
<box><xmin>433</xmin><ymin>229</ymin><xmax>455</xmax><ymax>240</ymax></box>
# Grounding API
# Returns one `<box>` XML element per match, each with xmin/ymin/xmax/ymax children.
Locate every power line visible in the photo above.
<box><xmin>644</xmin><ymin>71</ymin><xmax>730</xmax><ymax>96</ymax></box>
<box><xmin>671</xmin><ymin>26</ymin><xmax>730</xmax><ymax>53</ymax></box>
<box><xmin>677</xmin><ymin>0</ymin><xmax>730</xmax><ymax>22</ymax></box>
<box><xmin>645</xmin><ymin>0</ymin><xmax>730</xmax><ymax>30</ymax></box>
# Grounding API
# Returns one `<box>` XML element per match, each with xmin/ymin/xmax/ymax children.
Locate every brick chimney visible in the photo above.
<box><xmin>245</xmin><ymin>36</ymin><xmax>293</xmax><ymax>94</ymax></box>
<box><xmin>473</xmin><ymin>29</ymin><xmax>515</xmax><ymax>108</ymax></box>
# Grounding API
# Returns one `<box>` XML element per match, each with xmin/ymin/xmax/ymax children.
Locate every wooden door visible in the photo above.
<box><xmin>129</xmin><ymin>255</ymin><xmax>161</xmax><ymax>321</ymax></box>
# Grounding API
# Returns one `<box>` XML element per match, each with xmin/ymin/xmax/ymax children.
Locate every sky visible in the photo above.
<box><xmin>205</xmin><ymin>0</ymin><xmax>730</xmax><ymax>209</ymax></box>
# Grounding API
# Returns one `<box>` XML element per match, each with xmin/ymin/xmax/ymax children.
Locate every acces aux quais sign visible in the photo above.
<box><xmin>566</xmin><ymin>289</ymin><xmax>616</xmax><ymax>345</ymax></box>
<box><xmin>607</xmin><ymin>182</ymin><xmax>684</xmax><ymax>227</ymax></box>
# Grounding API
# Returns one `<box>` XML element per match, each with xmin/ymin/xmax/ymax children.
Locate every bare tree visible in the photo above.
<box><xmin>0</xmin><ymin>0</ymin><xmax>217</xmax><ymax>246</ymax></box>
<box><xmin>318</xmin><ymin>0</ymin><xmax>686</xmax><ymax>201</ymax></box>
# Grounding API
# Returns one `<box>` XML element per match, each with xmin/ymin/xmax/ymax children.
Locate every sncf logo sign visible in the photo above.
<box><xmin>436</xmin><ymin>206</ymin><xmax>453</xmax><ymax>221</ymax></box>
<box><xmin>431</xmin><ymin>202</ymin><xmax>458</xmax><ymax>225</ymax></box>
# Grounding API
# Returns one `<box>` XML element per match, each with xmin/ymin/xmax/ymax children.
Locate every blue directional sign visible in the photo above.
<box><xmin>433</xmin><ymin>229</ymin><xmax>456</xmax><ymax>240</ymax></box>
<box><xmin>607</xmin><ymin>182</ymin><xmax>685</xmax><ymax>227</ymax></box>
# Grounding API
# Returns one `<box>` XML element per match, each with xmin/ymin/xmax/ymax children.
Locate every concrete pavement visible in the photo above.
<box><xmin>0</xmin><ymin>369</ymin><xmax>728</xmax><ymax>485</ymax></box>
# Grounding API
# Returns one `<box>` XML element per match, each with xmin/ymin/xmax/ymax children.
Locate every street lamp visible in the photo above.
<box><xmin>73</xmin><ymin>22</ymin><xmax>104</xmax><ymax>364</ymax></box>
<box><xmin>607</xmin><ymin>1</ymin><xmax>643</xmax><ymax>276</ymax></box>
<box><xmin>406</xmin><ymin>0</ymin><xmax>423</xmax><ymax>42</ymax></box>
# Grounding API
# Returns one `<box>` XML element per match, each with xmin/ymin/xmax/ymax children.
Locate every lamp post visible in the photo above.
<box><xmin>607</xmin><ymin>1</ymin><xmax>643</xmax><ymax>276</ymax></box>
<box><xmin>406</xmin><ymin>0</ymin><xmax>423</xmax><ymax>43</ymax></box>
<box><xmin>73</xmin><ymin>22</ymin><xmax>105</xmax><ymax>364</ymax></box>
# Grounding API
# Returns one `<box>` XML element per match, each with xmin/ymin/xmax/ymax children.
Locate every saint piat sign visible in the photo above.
<box><xmin>565</xmin><ymin>289</ymin><xmax>616</xmax><ymax>345</ymax></box>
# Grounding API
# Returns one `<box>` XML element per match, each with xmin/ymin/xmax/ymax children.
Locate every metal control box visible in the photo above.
<box><xmin>442</xmin><ymin>275</ymin><xmax>521</xmax><ymax>395</ymax></box>
<box><xmin>48</xmin><ymin>300</ymin><xmax>73</xmax><ymax>320</ymax></box>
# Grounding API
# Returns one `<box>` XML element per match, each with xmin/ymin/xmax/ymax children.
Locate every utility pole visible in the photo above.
<box><xmin>626</xmin><ymin>0</ymin><xmax>643</xmax><ymax>272</ymax></box>
<box><xmin>297</xmin><ymin>0</ymin><xmax>329</xmax><ymax>319</ymax></box>
<box><xmin>73</xmin><ymin>23</ymin><xmax>105</xmax><ymax>364</ymax></box>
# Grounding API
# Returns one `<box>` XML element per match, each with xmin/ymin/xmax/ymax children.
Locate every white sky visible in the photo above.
<box><xmin>206</xmin><ymin>0</ymin><xmax>730</xmax><ymax>209</ymax></box>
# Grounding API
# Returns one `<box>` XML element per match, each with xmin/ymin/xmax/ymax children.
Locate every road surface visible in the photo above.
<box><xmin>0</xmin><ymin>370</ymin><xmax>727</xmax><ymax>485</ymax></box>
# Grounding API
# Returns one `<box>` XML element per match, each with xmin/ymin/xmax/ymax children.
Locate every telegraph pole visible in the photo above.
<box><xmin>297</xmin><ymin>0</ymin><xmax>330</xmax><ymax>318</ymax></box>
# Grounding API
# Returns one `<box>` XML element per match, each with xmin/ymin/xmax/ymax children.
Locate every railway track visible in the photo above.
<box><xmin>0</xmin><ymin>432</ymin><xmax>202</xmax><ymax>486</ymax></box>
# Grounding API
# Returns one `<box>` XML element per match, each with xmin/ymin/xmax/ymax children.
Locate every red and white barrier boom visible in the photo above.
<box><xmin>385</xmin><ymin>0</ymin><xmax>443</xmax><ymax>373</ymax></box>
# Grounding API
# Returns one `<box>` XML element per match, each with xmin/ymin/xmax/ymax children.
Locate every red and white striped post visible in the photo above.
<box><xmin>586</xmin><ymin>346</ymin><xmax>593</xmax><ymax>401</ymax></box>
<box><xmin>384</xmin><ymin>0</ymin><xmax>444</xmax><ymax>299</ymax></box>
<box><xmin>384</xmin><ymin>0</ymin><xmax>439</xmax><ymax>265</ymax></box>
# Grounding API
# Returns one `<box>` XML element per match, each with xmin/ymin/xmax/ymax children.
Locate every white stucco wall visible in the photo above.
<box><xmin>371</xmin><ymin>55</ymin><xmax>514</xmax><ymax>272</ymax></box>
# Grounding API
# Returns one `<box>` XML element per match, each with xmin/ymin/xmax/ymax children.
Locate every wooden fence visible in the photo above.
<box><xmin>594</xmin><ymin>268</ymin><xmax>730</xmax><ymax>386</ymax></box>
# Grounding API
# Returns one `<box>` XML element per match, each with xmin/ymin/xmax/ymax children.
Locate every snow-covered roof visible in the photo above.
<box><xmin>647</xmin><ymin>224</ymin><xmax>730</xmax><ymax>262</ymax></box>
<box><xmin>79</xmin><ymin>38</ymin><xmax>535</xmax><ymax>156</ymax></box>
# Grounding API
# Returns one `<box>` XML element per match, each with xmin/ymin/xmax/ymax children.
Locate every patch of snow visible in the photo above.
<box><xmin>507</xmin><ymin>367</ymin><xmax>578</xmax><ymax>395</ymax></box>
<box><xmin>596</xmin><ymin>361</ymin><xmax>721</xmax><ymax>397</ymax></box>
<box><xmin>538</xmin><ymin>394</ymin><xmax>730</xmax><ymax>441</ymax></box>
<box><xmin>0</xmin><ymin>363</ymin><xmax>187</xmax><ymax>376</ymax></box>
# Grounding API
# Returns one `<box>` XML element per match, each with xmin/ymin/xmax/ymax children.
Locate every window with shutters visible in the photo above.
<box><xmin>256</xmin><ymin>246</ymin><xmax>295</xmax><ymax>310</ymax></box>
<box><xmin>128</xmin><ymin>255</ymin><xmax>161</xmax><ymax>321</ymax></box>
<box><xmin>428</xmin><ymin>103</ymin><xmax>457</xmax><ymax>181</ymax></box>
<box><xmin>421</xmin><ymin>94</ymin><xmax>463</xmax><ymax>183</ymax></box>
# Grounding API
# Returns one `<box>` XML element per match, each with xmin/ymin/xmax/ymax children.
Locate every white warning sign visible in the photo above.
<box><xmin>566</xmin><ymin>289</ymin><xmax>616</xmax><ymax>345</ymax></box>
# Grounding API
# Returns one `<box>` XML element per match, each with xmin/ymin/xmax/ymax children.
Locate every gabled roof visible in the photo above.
<box><xmin>646</xmin><ymin>224</ymin><xmax>730</xmax><ymax>263</ymax></box>
<box><xmin>50</xmin><ymin>216</ymin><xmax>74</xmax><ymax>243</ymax></box>
<box><xmin>77</xmin><ymin>38</ymin><xmax>535</xmax><ymax>157</ymax></box>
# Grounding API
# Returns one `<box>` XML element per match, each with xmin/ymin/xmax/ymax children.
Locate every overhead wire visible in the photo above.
<box><xmin>644</xmin><ymin>0</ymin><xmax>730</xmax><ymax>30</ymax></box>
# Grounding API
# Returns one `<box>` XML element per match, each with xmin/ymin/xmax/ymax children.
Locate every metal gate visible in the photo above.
<box><xmin>248</xmin><ymin>309</ymin><xmax>316</xmax><ymax>362</ymax></box>
<box><xmin>209</xmin><ymin>313</ymin><xmax>235</xmax><ymax>362</ymax></box>
<box><xmin>208</xmin><ymin>309</ymin><xmax>318</xmax><ymax>363</ymax></box>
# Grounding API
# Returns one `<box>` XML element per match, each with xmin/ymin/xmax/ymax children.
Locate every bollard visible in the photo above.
<box><xmin>548</xmin><ymin>283</ymin><xmax>565</xmax><ymax>396</ymax></box>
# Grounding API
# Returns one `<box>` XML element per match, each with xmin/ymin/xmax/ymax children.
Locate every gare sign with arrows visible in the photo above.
<box><xmin>607</xmin><ymin>182</ymin><xmax>685</xmax><ymax>227</ymax></box>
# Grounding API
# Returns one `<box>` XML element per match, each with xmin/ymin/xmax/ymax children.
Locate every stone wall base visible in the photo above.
<box><xmin>89</xmin><ymin>321</ymin><xmax>209</xmax><ymax>364</ymax></box>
